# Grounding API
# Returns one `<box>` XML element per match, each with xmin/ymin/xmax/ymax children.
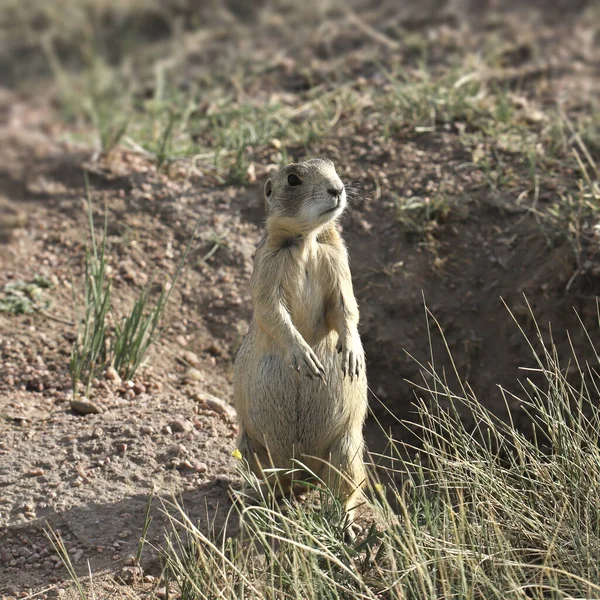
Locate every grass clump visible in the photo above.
<box><xmin>538</xmin><ymin>123</ymin><xmax>600</xmax><ymax>271</ymax></box>
<box><xmin>394</xmin><ymin>193</ymin><xmax>453</xmax><ymax>240</ymax></box>
<box><xmin>111</xmin><ymin>307</ymin><xmax>600</xmax><ymax>600</ymax></box>
<box><xmin>69</xmin><ymin>185</ymin><xmax>112</xmax><ymax>397</ymax></box>
<box><xmin>69</xmin><ymin>174</ymin><xmax>194</xmax><ymax>396</ymax></box>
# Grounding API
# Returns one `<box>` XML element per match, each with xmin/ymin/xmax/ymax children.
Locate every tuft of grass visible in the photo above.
<box><xmin>171</xmin><ymin>305</ymin><xmax>600</xmax><ymax>599</ymax></box>
<box><xmin>534</xmin><ymin>118</ymin><xmax>600</xmax><ymax>271</ymax></box>
<box><xmin>69</xmin><ymin>176</ymin><xmax>112</xmax><ymax>397</ymax></box>
<box><xmin>58</xmin><ymin>304</ymin><xmax>600</xmax><ymax>598</ymax></box>
<box><xmin>394</xmin><ymin>193</ymin><xmax>453</xmax><ymax>240</ymax></box>
<box><xmin>69</xmin><ymin>174</ymin><xmax>196</xmax><ymax>395</ymax></box>
<box><xmin>45</xmin><ymin>527</ymin><xmax>90</xmax><ymax>600</ymax></box>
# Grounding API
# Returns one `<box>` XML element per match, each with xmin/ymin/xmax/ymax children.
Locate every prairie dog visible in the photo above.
<box><xmin>234</xmin><ymin>158</ymin><xmax>368</xmax><ymax>517</ymax></box>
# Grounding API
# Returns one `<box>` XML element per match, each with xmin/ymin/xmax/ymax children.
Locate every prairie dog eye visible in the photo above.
<box><xmin>287</xmin><ymin>173</ymin><xmax>302</xmax><ymax>186</ymax></box>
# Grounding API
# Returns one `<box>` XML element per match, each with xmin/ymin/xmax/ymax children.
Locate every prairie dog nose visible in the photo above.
<box><xmin>327</xmin><ymin>186</ymin><xmax>344</xmax><ymax>198</ymax></box>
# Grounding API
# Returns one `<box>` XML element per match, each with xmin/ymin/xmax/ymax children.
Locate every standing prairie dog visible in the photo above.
<box><xmin>234</xmin><ymin>158</ymin><xmax>368</xmax><ymax>517</ymax></box>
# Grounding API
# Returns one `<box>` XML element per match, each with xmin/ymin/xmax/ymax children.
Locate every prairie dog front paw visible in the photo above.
<box><xmin>287</xmin><ymin>341</ymin><xmax>327</xmax><ymax>383</ymax></box>
<box><xmin>336</xmin><ymin>331</ymin><xmax>364</xmax><ymax>377</ymax></box>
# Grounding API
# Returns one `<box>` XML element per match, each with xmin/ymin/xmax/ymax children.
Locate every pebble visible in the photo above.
<box><xmin>215</xmin><ymin>474</ymin><xmax>231</xmax><ymax>486</ymax></box>
<box><xmin>116</xmin><ymin>443</ymin><xmax>128</xmax><ymax>453</ymax></box>
<box><xmin>26</xmin><ymin>467</ymin><xmax>45</xmax><ymax>477</ymax></box>
<box><xmin>105</xmin><ymin>366</ymin><xmax>122</xmax><ymax>384</ymax></box>
<box><xmin>70</xmin><ymin>399</ymin><xmax>101</xmax><ymax>415</ymax></box>
<box><xmin>195</xmin><ymin>393</ymin><xmax>236</xmax><ymax>419</ymax></box>
<box><xmin>180</xmin><ymin>350</ymin><xmax>200</xmax><ymax>365</ymax></box>
<box><xmin>169</xmin><ymin>444</ymin><xmax>188</xmax><ymax>457</ymax></box>
<box><xmin>169</xmin><ymin>418</ymin><xmax>193</xmax><ymax>434</ymax></box>
<box><xmin>117</xmin><ymin>565</ymin><xmax>142</xmax><ymax>584</ymax></box>
<box><xmin>140</xmin><ymin>425</ymin><xmax>155</xmax><ymax>435</ymax></box>
<box><xmin>191</xmin><ymin>461</ymin><xmax>207</xmax><ymax>473</ymax></box>
<box><xmin>133</xmin><ymin>383</ymin><xmax>146</xmax><ymax>395</ymax></box>
<box><xmin>183</xmin><ymin>367</ymin><xmax>204</xmax><ymax>383</ymax></box>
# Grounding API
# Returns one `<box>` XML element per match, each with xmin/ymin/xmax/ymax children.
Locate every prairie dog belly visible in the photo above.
<box><xmin>234</xmin><ymin>328</ymin><xmax>367</xmax><ymax>462</ymax></box>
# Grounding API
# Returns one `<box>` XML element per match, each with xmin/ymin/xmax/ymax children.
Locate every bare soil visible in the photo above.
<box><xmin>1</xmin><ymin>1</ymin><xmax>599</xmax><ymax>597</ymax></box>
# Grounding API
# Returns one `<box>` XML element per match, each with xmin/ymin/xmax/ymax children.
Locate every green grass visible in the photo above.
<box><xmin>69</xmin><ymin>183</ymin><xmax>112</xmax><ymax>397</ymax></box>
<box><xmin>69</xmin><ymin>174</ymin><xmax>195</xmax><ymax>395</ymax></box>
<box><xmin>57</xmin><ymin>306</ymin><xmax>600</xmax><ymax>599</ymax></box>
<box><xmin>133</xmin><ymin>308</ymin><xmax>600</xmax><ymax>599</ymax></box>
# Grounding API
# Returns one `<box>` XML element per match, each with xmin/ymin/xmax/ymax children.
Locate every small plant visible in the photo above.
<box><xmin>0</xmin><ymin>275</ymin><xmax>52</xmax><ymax>315</ymax></box>
<box><xmin>535</xmin><ymin>123</ymin><xmax>600</xmax><ymax>270</ymax></box>
<box><xmin>69</xmin><ymin>178</ymin><xmax>112</xmax><ymax>397</ymax></box>
<box><xmin>395</xmin><ymin>193</ymin><xmax>453</xmax><ymax>239</ymax></box>
<box><xmin>45</xmin><ymin>527</ymin><xmax>89</xmax><ymax>600</ymax></box>
<box><xmin>70</xmin><ymin>174</ymin><xmax>196</xmax><ymax>396</ymax></box>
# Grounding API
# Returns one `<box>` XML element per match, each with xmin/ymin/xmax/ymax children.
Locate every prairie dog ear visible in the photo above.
<box><xmin>264</xmin><ymin>178</ymin><xmax>273</xmax><ymax>205</ymax></box>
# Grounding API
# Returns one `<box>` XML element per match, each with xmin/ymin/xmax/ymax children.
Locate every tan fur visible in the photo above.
<box><xmin>234</xmin><ymin>158</ymin><xmax>368</xmax><ymax>518</ymax></box>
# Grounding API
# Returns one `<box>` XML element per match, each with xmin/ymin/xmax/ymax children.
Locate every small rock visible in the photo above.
<box><xmin>215</xmin><ymin>474</ymin><xmax>231</xmax><ymax>486</ymax></box>
<box><xmin>180</xmin><ymin>350</ymin><xmax>200</xmax><ymax>366</ymax></box>
<box><xmin>161</xmin><ymin>425</ymin><xmax>173</xmax><ymax>435</ymax></box>
<box><xmin>70</xmin><ymin>399</ymin><xmax>101</xmax><ymax>415</ymax></box>
<box><xmin>140</xmin><ymin>425</ymin><xmax>155</xmax><ymax>435</ymax></box>
<box><xmin>26</xmin><ymin>468</ymin><xmax>45</xmax><ymax>477</ymax></box>
<box><xmin>196</xmin><ymin>393</ymin><xmax>236</xmax><ymax>419</ymax></box>
<box><xmin>168</xmin><ymin>444</ymin><xmax>188</xmax><ymax>458</ymax></box>
<box><xmin>116</xmin><ymin>565</ymin><xmax>142</xmax><ymax>584</ymax></box>
<box><xmin>246</xmin><ymin>162</ymin><xmax>257</xmax><ymax>183</ymax></box>
<box><xmin>183</xmin><ymin>367</ymin><xmax>204</xmax><ymax>383</ymax></box>
<box><xmin>133</xmin><ymin>383</ymin><xmax>146</xmax><ymax>395</ymax></box>
<box><xmin>105</xmin><ymin>366</ymin><xmax>122</xmax><ymax>385</ymax></box>
<box><xmin>116</xmin><ymin>443</ymin><xmax>128</xmax><ymax>453</ymax></box>
<box><xmin>169</xmin><ymin>418</ymin><xmax>193</xmax><ymax>434</ymax></box>
<box><xmin>192</xmin><ymin>461</ymin><xmax>208</xmax><ymax>473</ymax></box>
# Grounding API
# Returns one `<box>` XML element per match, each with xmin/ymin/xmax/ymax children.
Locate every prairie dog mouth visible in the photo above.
<box><xmin>321</xmin><ymin>197</ymin><xmax>345</xmax><ymax>215</ymax></box>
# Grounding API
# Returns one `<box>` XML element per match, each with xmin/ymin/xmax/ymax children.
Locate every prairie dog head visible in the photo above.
<box><xmin>264</xmin><ymin>158</ymin><xmax>346</xmax><ymax>234</ymax></box>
